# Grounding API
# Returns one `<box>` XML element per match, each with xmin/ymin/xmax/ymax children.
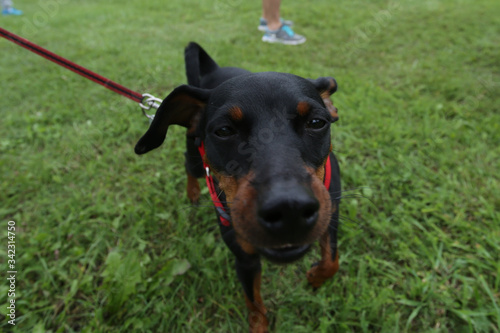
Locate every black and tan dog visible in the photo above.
<box><xmin>135</xmin><ymin>42</ymin><xmax>341</xmax><ymax>332</ymax></box>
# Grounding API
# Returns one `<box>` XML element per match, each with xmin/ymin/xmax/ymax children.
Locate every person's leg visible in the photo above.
<box><xmin>2</xmin><ymin>0</ymin><xmax>14</xmax><ymax>10</ymax></box>
<box><xmin>2</xmin><ymin>0</ymin><xmax>22</xmax><ymax>15</ymax></box>
<box><xmin>262</xmin><ymin>0</ymin><xmax>281</xmax><ymax>31</ymax></box>
<box><xmin>261</xmin><ymin>0</ymin><xmax>306</xmax><ymax>45</ymax></box>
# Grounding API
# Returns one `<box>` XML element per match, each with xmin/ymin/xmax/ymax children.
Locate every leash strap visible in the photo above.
<box><xmin>197</xmin><ymin>142</ymin><xmax>231</xmax><ymax>227</ymax></box>
<box><xmin>0</xmin><ymin>27</ymin><xmax>160</xmax><ymax>119</ymax></box>
<box><xmin>198</xmin><ymin>141</ymin><xmax>333</xmax><ymax>227</ymax></box>
<box><xmin>324</xmin><ymin>153</ymin><xmax>332</xmax><ymax>190</ymax></box>
<box><xmin>0</xmin><ymin>27</ymin><xmax>143</xmax><ymax>103</ymax></box>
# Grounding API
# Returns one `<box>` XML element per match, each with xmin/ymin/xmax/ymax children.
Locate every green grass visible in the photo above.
<box><xmin>1</xmin><ymin>0</ymin><xmax>499</xmax><ymax>331</ymax></box>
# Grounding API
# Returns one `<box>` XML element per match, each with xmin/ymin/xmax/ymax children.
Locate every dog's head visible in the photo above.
<box><xmin>136</xmin><ymin>72</ymin><xmax>338</xmax><ymax>263</ymax></box>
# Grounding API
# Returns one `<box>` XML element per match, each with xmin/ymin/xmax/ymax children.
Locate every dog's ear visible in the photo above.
<box><xmin>309</xmin><ymin>77</ymin><xmax>339</xmax><ymax>122</ymax></box>
<box><xmin>135</xmin><ymin>85</ymin><xmax>210</xmax><ymax>154</ymax></box>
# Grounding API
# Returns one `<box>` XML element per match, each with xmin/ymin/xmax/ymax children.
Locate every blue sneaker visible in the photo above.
<box><xmin>262</xmin><ymin>25</ymin><xmax>306</xmax><ymax>45</ymax></box>
<box><xmin>258</xmin><ymin>17</ymin><xmax>293</xmax><ymax>31</ymax></box>
<box><xmin>2</xmin><ymin>8</ymin><xmax>23</xmax><ymax>15</ymax></box>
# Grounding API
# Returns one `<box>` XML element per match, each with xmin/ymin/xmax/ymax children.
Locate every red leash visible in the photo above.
<box><xmin>0</xmin><ymin>27</ymin><xmax>160</xmax><ymax>116</ymax></box>
<box><xmin>198</xmin><ymin>142</ymin><xmax>232</xmax><ymax>227</ymax></box>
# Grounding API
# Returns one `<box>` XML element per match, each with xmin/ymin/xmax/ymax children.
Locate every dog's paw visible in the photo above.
<box><xmin>307</xmin><ymin>260</ymin><xmax>338</xmax><ymax>289</ymax></box>
<box><xmin>248</xmin><ymin>311</ymin><xmax>269</xmax><ymax>333</ymax></box>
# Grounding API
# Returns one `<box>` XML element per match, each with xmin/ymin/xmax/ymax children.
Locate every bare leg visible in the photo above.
<box><xmin>262</xmin><ymin>0</ymin><xmax>281</xmax><ymax>31</ymax></box>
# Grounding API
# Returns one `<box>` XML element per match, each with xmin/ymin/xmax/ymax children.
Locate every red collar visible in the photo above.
<box><xmin>198</xmin><ymin>142</ymin><xmax>331</xmax><ymax>227</ymax></box>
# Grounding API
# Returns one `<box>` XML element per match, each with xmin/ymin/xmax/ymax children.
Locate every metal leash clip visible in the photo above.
<box><xmin>139</xmin><ymin>93</ymin><xmax>162</xmax><ymax>122</ymax></box>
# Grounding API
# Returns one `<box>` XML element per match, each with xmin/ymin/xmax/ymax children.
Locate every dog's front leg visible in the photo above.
<box><xmin>186</xmin><ymin>172</ymin><xmax>201</xmax><ymax>203</ymax></box>
<box><xmin>237</xmin><ymin>256</ymin><xmax>268</xmax><ymax>333</ymax></box>
<box><xmin>222</xmin><ymin>229</ymin><xmax>268</xmax><ymax>333</ymax></box>
<box><xmin>307</xmin><ymin>210</ymin><xmax>340</xmax><ymax>288</ymax></box>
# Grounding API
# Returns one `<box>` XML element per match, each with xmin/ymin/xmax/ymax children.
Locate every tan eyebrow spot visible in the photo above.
<box><xmin>228</xmin><ymin>106</ymin><xmax>244</xmax><ymax>121</ymax></box>
<box><xmin>297</xmin><ymin>101</ymin><xmax>311</xmax><ymax>116</ymax></box>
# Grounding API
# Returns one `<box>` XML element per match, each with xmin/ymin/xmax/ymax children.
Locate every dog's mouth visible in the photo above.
<box><xmin>258</xmin><ymin>244</ymin><xmax>311</xmax><ymax>263</ymax></box>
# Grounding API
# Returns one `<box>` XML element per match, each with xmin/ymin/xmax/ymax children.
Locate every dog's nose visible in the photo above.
<box><xmin>258</xmin><ymin>186</ymin><xmax>319</xmax><ymax>238</ymax></box>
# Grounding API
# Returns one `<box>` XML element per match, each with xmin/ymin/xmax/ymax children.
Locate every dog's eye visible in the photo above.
<box><xmin>306</xmin><ymin>119</ymin><xmax>327</xmax><ymax>130</ymax></box>
<box><xmin>214</xmin><ymin>126</ymin><xmax>237</xmax><ymax>138</ymax></box>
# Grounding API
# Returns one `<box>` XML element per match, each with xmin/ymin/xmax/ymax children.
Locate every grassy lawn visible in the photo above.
<box><xmin>1</xmin><ymin>0</ymin><xmax>499</xmax><ymax>331</ymax></box>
